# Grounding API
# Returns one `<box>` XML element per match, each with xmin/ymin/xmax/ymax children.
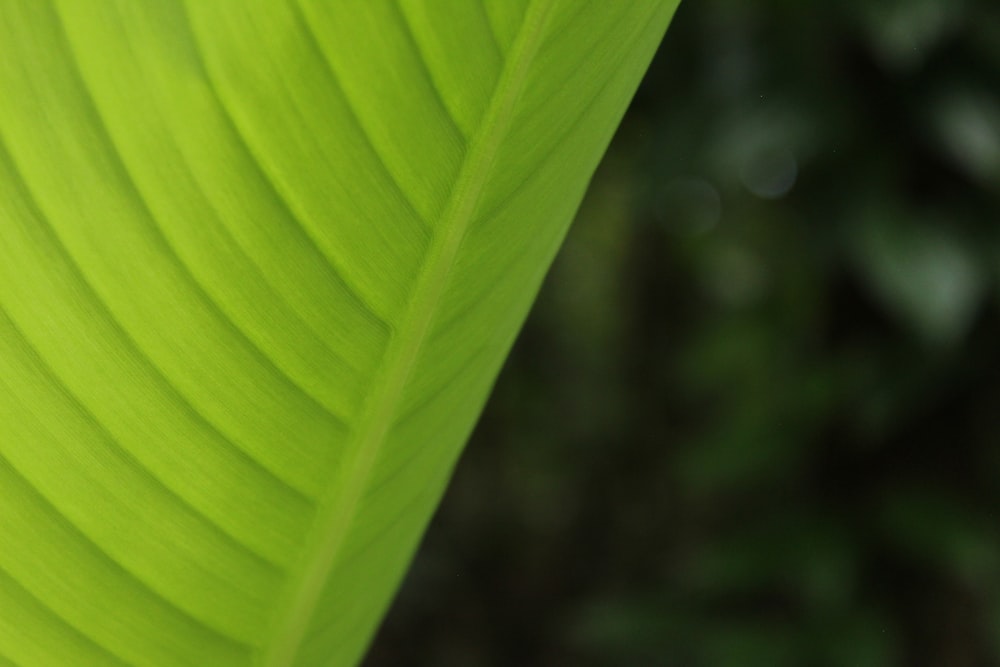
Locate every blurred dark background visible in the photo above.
<box><xmin>367</xmin><ymin>1</ymin><xmax>1000</xmax><ymax>665</ymax></box>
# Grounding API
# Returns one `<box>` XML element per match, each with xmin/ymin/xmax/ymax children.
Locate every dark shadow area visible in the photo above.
<box><xmin>368</xmin><ymin>1</ymin><xmax>1000</xmax><ymax>665</ymax></box>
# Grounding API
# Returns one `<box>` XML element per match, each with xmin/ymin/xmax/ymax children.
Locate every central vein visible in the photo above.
<box><xmin>260</xmin><ymin>3</ymin><xmax>555</xmax><ymax>665</ymax></box>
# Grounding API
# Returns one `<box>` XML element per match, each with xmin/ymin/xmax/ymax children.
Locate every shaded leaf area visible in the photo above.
<box><xmin>369</xmin><ymin>0</ymin><xmax>1000</xmax><ymax>665</ymax></box>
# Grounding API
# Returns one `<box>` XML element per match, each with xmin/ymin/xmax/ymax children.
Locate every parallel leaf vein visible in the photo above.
<box><xmin>48</xmin><ymin>3</ymin><xmax>354</xmax><ymax>429</ymax></box>
<box><xmin>0</xmin><ymin>451</ymin><xmax>250</xmax><ymax>649</ymax></box>
<box><xmin>0</xmin><ymin>304</ymin><xmax>286</xmax><ymax>571</ymax></box>
<box><xmin>388</xmin><ymin>2</ymin><xmax>469</xmax><ymax>142</ymax></box>
<box><xmin>292</xmin><ymin>0</ymin><xmax>436</xmax><ymax>231</ymax></box>
<box><xmin>178</xmin><ymin>0</ymin><xmax>395</xmax><ymax>327</ymax></box>
<box><xmin>0</xmin><ymin>134</ymin><xmax>314</xmax><ymax>502</ymax></box>
<box><xmin>0</xmin><ymin>562</ymin><xmax>130</xmax><ymax>667</ymax></box>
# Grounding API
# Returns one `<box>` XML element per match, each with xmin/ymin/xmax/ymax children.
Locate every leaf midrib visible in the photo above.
<box><xmin>260</xmin><ymin>2</ymin><xmax>554</xmax><ymax>665</ymax></box>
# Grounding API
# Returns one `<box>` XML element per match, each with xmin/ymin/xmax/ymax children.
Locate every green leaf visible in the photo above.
<box><xmin>0</xmin><ymin>1</ymin><xmax>677</xmax><ymax>665</ymax></box>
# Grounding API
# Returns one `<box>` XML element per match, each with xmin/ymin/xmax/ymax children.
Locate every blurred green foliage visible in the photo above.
<box><xmin>367</xmin><ymin>1</ymin><xmax>1000</xmax><ymax>665</ymax></box>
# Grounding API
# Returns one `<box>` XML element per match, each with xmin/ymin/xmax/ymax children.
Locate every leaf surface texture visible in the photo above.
<box><xmin>0</xmin><ymin>1</ymin><xmax>678</xmax><ymax>665</ymax></box>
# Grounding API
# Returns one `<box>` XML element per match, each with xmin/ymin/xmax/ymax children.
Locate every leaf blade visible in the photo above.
<box><xmin>0</xmin><ymin>1</ymin><xmax>679</xmax><ymax>665</ymax></box>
